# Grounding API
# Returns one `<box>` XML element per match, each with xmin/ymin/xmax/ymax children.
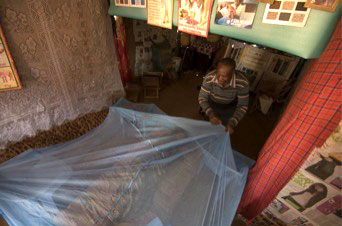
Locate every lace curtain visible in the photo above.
<box><xmin>0</xmin><ymin>0</ymin><xmax>124</xmax><ymax>149</ymax></box>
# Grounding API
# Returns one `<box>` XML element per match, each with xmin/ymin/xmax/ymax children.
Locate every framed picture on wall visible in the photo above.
<box><xmin>0</xmin><ymin>25</ymin><xmax>22</xmax><ymax>92</ymax></box>
<box><xmin>304</xmin><ymin>0</ymin><xmax>339</xmax><ymax>12</ymax></box>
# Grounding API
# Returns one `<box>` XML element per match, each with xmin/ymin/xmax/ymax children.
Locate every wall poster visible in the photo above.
<box><xmin>215</xmin><ymin>0</ymin><xmax>258</xmax><ymax>29</ymax></box>
<box><xmin>148</xmin><ymin>0</ymin><xmax>174</xmax><ymax>29</ymax></box>
<box><xmin>256</xmin><ymin>121</ymin><xmax>342</xmax><ymax>226</ymax></box>
<box><xmin>115</xmin><ymin>0</ymin><xmax>146</xmax><ymax>8</ymax></box>
<box><xmin>115</xmin><ymin>0</ymin><xmax>130</xmax><ymax>7</ymax></box>
<box><xmin>262</xmin><ymin>0</ymin><xmax>311</xmax><ymax>27</ymax></box>
<box><xmin>0</xmin><ymin>25</ymin><xmax>22</xmax><ymax>92</ymax></box>
<box><xmin>178</xmin><ymin>0</ymin><xmax>214</xmax><ymax>37</ymax></box>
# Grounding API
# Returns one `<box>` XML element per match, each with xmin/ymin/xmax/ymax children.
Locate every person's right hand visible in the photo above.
<box><xmin>209</xmin><ymin>115</ymin><xmax>222</xmax><ymax>125</ymax></box>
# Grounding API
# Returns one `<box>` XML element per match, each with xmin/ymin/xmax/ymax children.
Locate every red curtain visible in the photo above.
<box><xmin>113</xmin><ymin>16</ymin><xmax>132</xmax><ymax>87</ymax></box>
<box><xmin>238</xmin><ymin>20</ymin><xmax>342</xmax><ymax>220</ymax></box>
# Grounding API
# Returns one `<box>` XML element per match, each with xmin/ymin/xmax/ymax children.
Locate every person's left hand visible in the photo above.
<box><xmin>225</xmin><ymin>124</ymin><xmax>234</xmax><ymax>134</ymax></box>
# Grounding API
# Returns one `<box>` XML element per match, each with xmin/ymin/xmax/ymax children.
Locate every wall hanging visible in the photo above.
<box><xmin>115</xmin><ymin>0</ymin><xmax>146</xmax><ymax>8</ymax></box>
<box><xmin>305</xmin><ymin>0</ymin><xmax>340</xmax><ymax>12</ymax></box>
<box><xmin>131</xmin><ymin>0</ymin><xmax>147</xmax><ymax>8</ymax></box>
<box><xmin>256</xmin><ymin>0</ymin><xmax>275</xmax><ymax>3</ymax></box>
<box><xmin>0</xmin><ymin>26</ymin><xmax>22</xmax><ymax>92</ymax></box>
<box><xmin>115</xmin><ymin>0</ymin><xmax>130</xmax><ymax>7</ymax></box>
<box><xmin>108</xmin><ymin>0</ymin><xmax>340</xmax><ymax>58</ymax></box>
<box><xmin>255</xmin><ymin>122</ymin><xmax>342</xmax><ymax>226</ymax></box>
<box><xmin>215</xmin><ymin>0</ymin><xmax>258</xmax><ymax>29</ymax></box>
<box><xmin>178</xmin><ymin>0</ymin><xmax>214</xmax><ymax>37</ymax></box>
<box><xmin>262</xmin><ymin>0</ymin><xmax>311</xmax><ymax>27</ymax></box>
<box><xmin>148</xmin><ymin>0</ymin><xmax>174</xmax><ymax>29</ymax></box>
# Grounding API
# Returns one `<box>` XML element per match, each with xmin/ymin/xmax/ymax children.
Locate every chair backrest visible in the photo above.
<box><xmin>143</xmin><ymin>71</ymin><xmax>164</xmax><ymax>78</ymax></box>
<box><xmin>141</xmin><ymin>72</ymin><xmax>163</xmax><ymax>87</ymax></box>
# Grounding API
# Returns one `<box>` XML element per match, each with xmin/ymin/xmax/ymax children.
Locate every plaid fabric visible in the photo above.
<box><xmin>238</xmin><ymin>20</ymin><xmax>342</xmax><ymax>220</ymax></box>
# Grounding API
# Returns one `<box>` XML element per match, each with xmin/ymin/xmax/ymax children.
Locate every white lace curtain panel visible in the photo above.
<box><xmin>0</xmin><ymin>0</ymin><xmax>124</xmax><ymax>149</ymax></box>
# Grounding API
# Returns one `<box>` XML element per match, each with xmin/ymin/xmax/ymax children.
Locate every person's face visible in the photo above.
<box><xmin>326</xmin><ymin>157</ymin><xmax>334</xmax><ymax>162</ymax></box>
<box><xmin>315</xmin><ymin>185</ymin><xmax>324</xmax><ymax>192</ymax></box>
<box><xmin>217</xmin><ymin>64</ymin><xmax>234</xmax><ymax>86</ymax></box>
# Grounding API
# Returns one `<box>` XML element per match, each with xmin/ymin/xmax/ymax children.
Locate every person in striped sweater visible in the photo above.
<box><xmin>198</xmin><ymin>58</ymin><xmax>249</xmax><ymax>134</ymax></box>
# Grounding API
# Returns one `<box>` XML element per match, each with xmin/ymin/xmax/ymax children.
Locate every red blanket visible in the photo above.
<box><xmin>238</xmin><ymin>20</ymin><xmax>342</xmax><ymax>220</ymax></box>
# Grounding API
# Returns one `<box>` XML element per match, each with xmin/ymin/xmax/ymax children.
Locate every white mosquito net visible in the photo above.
<box><xmin>0</xmin><ymin>98</ymin><xmax>254</xmax><ymax>226</ymax></box>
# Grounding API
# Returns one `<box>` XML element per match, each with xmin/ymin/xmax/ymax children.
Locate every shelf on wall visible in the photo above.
<box><xmin>108</xmin><ymin>0</ymin><xmax>341</xmax><ymax>59</ymax></box>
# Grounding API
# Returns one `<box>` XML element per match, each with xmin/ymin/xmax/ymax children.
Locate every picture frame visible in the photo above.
<box><xmin>0</xmin><ymin>25</ymin><xmax>22</xmax><ymax>92</ymax></box>
<box><xmin>304</xmin><ymin>0</ymin><xmax>339</xmax><ymax>12</ymax></box>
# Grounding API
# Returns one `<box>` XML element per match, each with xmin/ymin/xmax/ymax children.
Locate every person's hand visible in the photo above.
<box><xmin>225</xmin><ymin>124</ymin><xmax>234</xmax><ymax>134</ymax></box>
<box><xmin>209</xmin><ymin>115</ymin><xmax>222</xmax><ymax>125</ymax></box>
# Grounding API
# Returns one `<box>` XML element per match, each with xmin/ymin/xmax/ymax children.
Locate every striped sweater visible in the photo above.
<box><xmin>198</xmin><ymin>70</ymin><xmax>249</xmax><ymax>127</ymax></box>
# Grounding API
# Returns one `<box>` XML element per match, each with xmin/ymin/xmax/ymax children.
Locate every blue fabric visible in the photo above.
<box><xmin>0</xmin><ymin>98</ymin><xmax>254</xmax><ymax>226</ymax></box>
<box><xmin>146</xmin><ymin>217</ymin><xmax>164</xmax><ymax>226</ymax></box>
<box><xmin>217</xmin><ymin>16</ymin><xmax>228</xmax><ymax>25</ymax></box>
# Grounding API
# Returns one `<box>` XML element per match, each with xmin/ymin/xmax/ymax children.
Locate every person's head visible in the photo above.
<box><xmin>234</xmin><ymin>0</ymin><xmax>241</xmax><ymax>6</ymax></box>
<box><xmin>326</xmin><ymin>157</ymin><xmax>334</xmax><ymax>162</ymax></box>
<box><xmin>216</xmin><ymin>58</ymin><xmax>236</xmax><ymax>86</ymax></box>
<box><xmin>311</xmin><ymin>183</ymin><xmax>327</xmax><ymax>194</ymax></box>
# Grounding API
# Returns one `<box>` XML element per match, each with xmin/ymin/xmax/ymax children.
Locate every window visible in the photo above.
<box><xmin>272</xmin><ymin>58</ymin><xmax>290</xmax><ymax>76</ymax></box>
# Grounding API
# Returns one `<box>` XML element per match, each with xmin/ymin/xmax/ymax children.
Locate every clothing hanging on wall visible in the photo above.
<box><xmin>113</xmin><ymin>16</ymin><xmax>132</xmax><ymax>86</ymax></box>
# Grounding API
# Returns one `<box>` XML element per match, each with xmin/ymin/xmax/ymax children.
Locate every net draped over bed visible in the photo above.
<box><xmin>0</xmin><ymin>99</ymin><xmax>253</xmax><ymax>226</ymax></box>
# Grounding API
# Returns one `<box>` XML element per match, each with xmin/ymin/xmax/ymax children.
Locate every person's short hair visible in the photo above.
<box><xmin>217</xmin><ymin>58</ymin><xmax>236</xmax><ymax>70</ymax></box>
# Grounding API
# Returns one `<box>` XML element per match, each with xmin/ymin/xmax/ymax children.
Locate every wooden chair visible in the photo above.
<box><xmin>141</xmin><ymin>72</ymin><xmax>163</xmax><ymax>99</ymax></box>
